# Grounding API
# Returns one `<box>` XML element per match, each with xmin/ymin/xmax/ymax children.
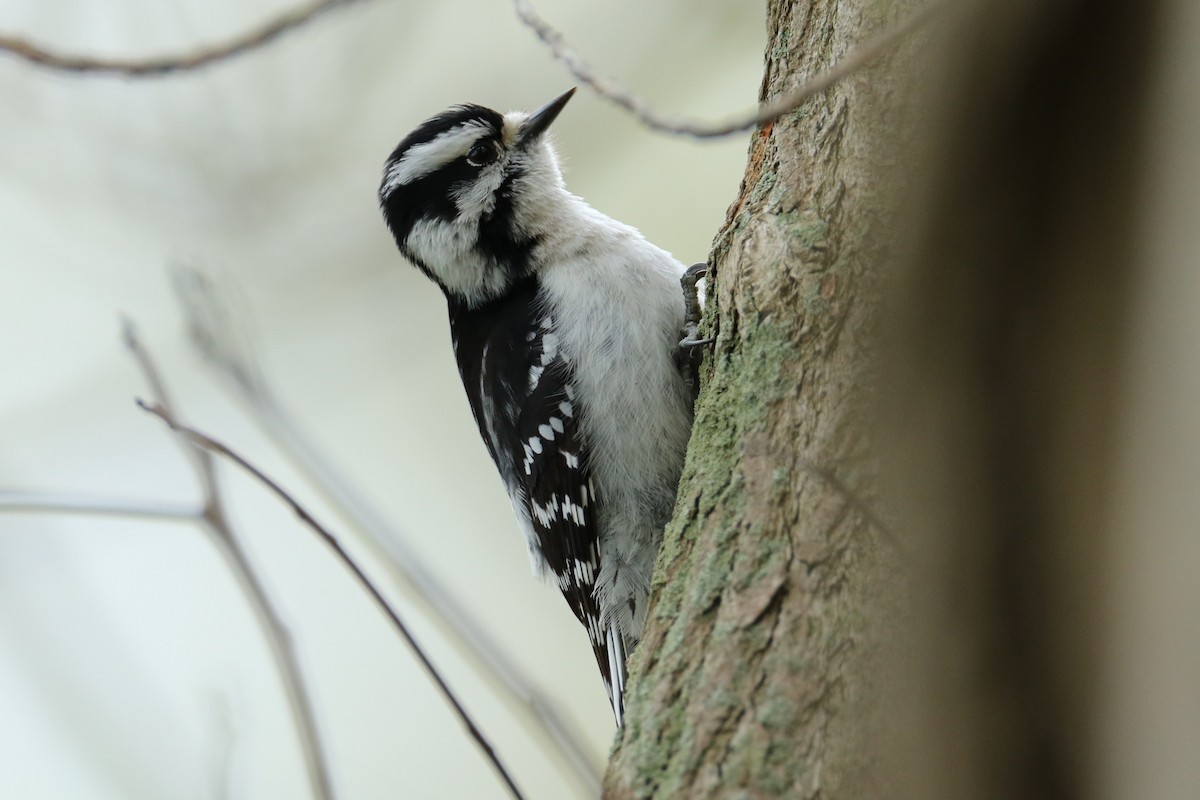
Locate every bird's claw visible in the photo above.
<box><xmin>679</xmin><ymin>263</ymin><xmax>712</xmax><ymax>349</ymax></box>
<box><xmin>678</xmin><ymin>263</ymin><xmax>712</xmax><ymax>400</ymax></box>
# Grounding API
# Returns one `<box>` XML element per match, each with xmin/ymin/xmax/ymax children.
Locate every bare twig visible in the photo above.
<box><xmin>171</xmin><ymin>265</ymin><xmax>602</xmax><ymax>795</ymax></box>
<box><xmin>0</xmin><ymin>491</ymin><xmax>199</xmax><ymax>522</ymax></box>
<box><xmin>0</xmin><ymin>0</ymin><xmax>363</xmax><ymax>77</ymax></box>
<box><xmin>122</xmin><ymin>323</ymin><xmax>336</xmax><ymax>800</ymax></box>
<box><xmin>512</xmin><ymin>0</ymin><xmax>944</xmax><ymax>138</ymax></box>
<box><xmin>137</xmin><ymin>399</ymin><xmax>528</xmax><ymax>800</ymax></box>
<box><xmin>122</xmin><ymin>317</ymin><xmax>219</xmax><ymax>502</ymax></box>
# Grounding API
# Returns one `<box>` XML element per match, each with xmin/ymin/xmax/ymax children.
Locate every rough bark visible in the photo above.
<box><xmin>604</xmin><ymin>1</ymin><xmax>917</xmax><ymax>796</ymax></box>
<box><xmin>606</xmin><ymin>0</ymin><xmax>1169</xmax><ymax>798</ymax></box>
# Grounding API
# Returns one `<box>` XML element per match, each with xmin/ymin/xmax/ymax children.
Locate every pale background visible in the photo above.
<box><xmin>0</xmin><ymin>0</ymin><xmax>764</xmax><ymax>798</ymax></box>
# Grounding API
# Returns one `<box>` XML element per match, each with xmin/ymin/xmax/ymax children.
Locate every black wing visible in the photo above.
<box><xmin>516</xmin><ymin>353</ymin><xmax>615</xmax><ymax>708</ymax></box>
<box><xmin>448</xmin><ymin>284</ymin><xmax>618</xmax><ymax>717</ymax></box>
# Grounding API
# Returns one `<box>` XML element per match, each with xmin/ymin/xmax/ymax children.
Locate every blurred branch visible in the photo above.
<box><xmin>172</xmin><ymin>266</ymin><xmax>603</xmax><ymax>795</ymax></box>
<box><xmin>137</xmin><ymin>399</ymin><xmax>528</xmax><ymax>800</ymax></box>
<box><xmin>122</xmin><ymin>321</ymin><xmax>337</xmax><ymax>800</ymax></box>
<box><xmin>512</xmin><ymin>0</ymin><xmax>944</xmax><ymax>138</ymax></box>
<box><xmin>797</xmin><ymin>460</ymin><xmax>905</xmax><ymax>557</ymax></box>
<box><xmin>0</xmin><ymin>491</ymin><xmax>199</xmax><ymax>522</ymax></box>
<box><xmin>170</xmin><ymin>269</ymin><xmax>267</xmax><ymax>401</ymax></box>
<box><xmin>0</xmin><ymin>0</ymin><xmax>363</xmax><ymax>77</ymax></box>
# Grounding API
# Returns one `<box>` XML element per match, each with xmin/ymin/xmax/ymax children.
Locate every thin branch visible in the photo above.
<box><xmin>137</xmin><ymin>399</ymin><xmax>528</xmax><ymax>800</ymax></box>
<box><xmin>0</xmin><ymin>0</ymin><xmax>363</xmax><ymax>77</ymax></box>
<box><xmin>204</xmin><ymin>526</ymin><xmax>337</xmax><ymax>799</ymax></box>
<box><xmin>0</xmin><ymin>490</ymin><xmax>200</xmax><ymax>522</ymax></box>
<box><xmin>122</xmin><ymin>317</ymin><xmax>219</xmax><ymax>504</ymax></box>
<box><xmin>512</xmin><ymin>0</ymin><xmax>944</xmax><ymax>138</ymax></box>
<box><xmin>171</xmin><ymin>265</ymin><xmax>602</xmax><ymax>795</ymax></box>
<box><xmin>122</xmin><ymin>322</ymin><xmax>336</xmax><ymax>800</ymax></box>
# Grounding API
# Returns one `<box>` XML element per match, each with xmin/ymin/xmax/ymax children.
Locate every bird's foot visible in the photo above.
<box><xmin>679</xmin><ymin>263</ymin><xmax>714</xmax><ymax>349</ymax></box>
<box><xmin>678</xmin><ymin>263</ymin><xmax>712</xmax><ymax>401</ymax></box>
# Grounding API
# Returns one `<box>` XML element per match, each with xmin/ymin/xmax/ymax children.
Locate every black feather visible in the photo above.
<box><xmin>448</xmin><ymin>280</ymin><xmax>613</xmax><ymax>694</ymax></box>
<box><xmin>379</xmin><ymin>105</ymin><xmax>503</xmax><ymax>244</ymax></box>
<box><xmin>380</xmin><ymin>103</ymin><xmax>537</xmax><ymax>298</ymax></box>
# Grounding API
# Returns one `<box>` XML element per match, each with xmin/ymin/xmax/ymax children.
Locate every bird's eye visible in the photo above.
<box><xmin>466</xmin><ymin>142</ymin><xmax>496</xmax><ymax>167</ymax></box>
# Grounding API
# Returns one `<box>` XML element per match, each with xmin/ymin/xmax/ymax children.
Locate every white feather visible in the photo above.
<box><xmin>383</xmin><ymin>104</ymin><xmax>697</xmax><ymax>724</ymax></box>
<box><xmin>533</xmin><ymin>201</ymin><xmax>692</xmax><ymax>645</ymax></box>
<box><xmin>488</xmin><ymin>125</ymin><xmax>694</xmax><ymax>708</ymax></box>
<box><xmin>405</xmin><ymin>217</ymin><xmax>510</xmax><ymax>307</ymax></box>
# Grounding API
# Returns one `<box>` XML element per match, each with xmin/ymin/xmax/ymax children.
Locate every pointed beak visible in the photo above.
<box><xmin>516</xmin><ymin>88</ymin><xmax>575</xmax><ymax>149</ymax></box>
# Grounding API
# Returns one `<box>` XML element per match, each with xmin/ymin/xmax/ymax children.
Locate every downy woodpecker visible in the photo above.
<box><xmin>378</xmin><ymin>88</ymin><xmax>705</xmax><ymax>725</ymax></box>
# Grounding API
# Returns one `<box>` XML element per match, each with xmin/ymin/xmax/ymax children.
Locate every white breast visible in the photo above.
<box><xmin>536</xmin><ymin>199</ymin><xmax>695</xmax><ymax>635</ymax></box>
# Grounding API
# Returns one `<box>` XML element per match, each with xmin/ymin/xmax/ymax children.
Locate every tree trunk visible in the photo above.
<box><xmin>604</xmin><ymin>0</ymin><xmax>1185</xmax><ymax>796</ymax></box>
<box><xmin>605</xmin><ymin>0</ymin><xmax>1174</xmax><ymax>798</ymax></box>
<box><xmin>604</xmin><ymin>1</ymin><xmax>916</xmax><ymax>796</ymax></box>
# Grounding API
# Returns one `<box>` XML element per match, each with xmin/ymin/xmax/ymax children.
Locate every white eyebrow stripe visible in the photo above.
<box><xmin>382</xmin><ymin>121</ymin><xmax>491</xmax><ymax>194</ymax></box>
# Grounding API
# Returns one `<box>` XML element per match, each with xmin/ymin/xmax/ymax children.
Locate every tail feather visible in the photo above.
<box><xmin>604</xmin><ymin>627</ymin><xmax>628</xmax><ymax>727</ymax></box>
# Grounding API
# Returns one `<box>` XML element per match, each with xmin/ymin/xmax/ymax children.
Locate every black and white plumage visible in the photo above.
<box><xmin>378</xmin><ymin>89</ymin><xmax>697</xmax><ymax>725</ymax></box>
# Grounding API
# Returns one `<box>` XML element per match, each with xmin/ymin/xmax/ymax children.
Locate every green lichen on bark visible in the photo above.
<box><xmin>603</xmin><ymin>0</ymin><xmax>918</xmax><ymax>797</ymax></box>
<box><xmin>608</xmin><ymin>310</ymin><xmax>802</xmax><ymax>794</ymax></box>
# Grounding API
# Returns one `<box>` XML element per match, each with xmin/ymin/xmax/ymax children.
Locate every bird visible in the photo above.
<box><xmin>378</xmin><ymin>88</ymin><xmax>705</xmax><ymax>725</ymax></box>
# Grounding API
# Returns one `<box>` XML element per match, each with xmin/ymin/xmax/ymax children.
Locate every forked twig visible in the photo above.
<box><xmin>171</xmin><ymin>266</ymin><xmax>602</xmax><ymax>795</ymax></box>
<box><xmin>137</xmin><ymin>399</ymin><xmax>528</xmax><ymax>800</ymax></box>
<box><xmin>0</xmin><ymin>0</ymin><xmax>362</xmax><ymax>77</ymax></box>
<box><xmin>122</xmin><ymin>322</ymin><xmax>337</xmax><ymax>800</ymax></box>
<box><xmin>3</xmin><ymin>0</ymin><xmax>935</xmax><ymax>139</ymax></box>
<box><xmin>513</xmin><ymin>0</ymin><xmax>944</xmax><ymax>138</ymax></box>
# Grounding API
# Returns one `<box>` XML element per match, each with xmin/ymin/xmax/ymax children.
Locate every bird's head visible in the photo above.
<box><xmin>379</xmin><ymin>88</ymin><xmax>576</xmax><ymax>308</ymax></box>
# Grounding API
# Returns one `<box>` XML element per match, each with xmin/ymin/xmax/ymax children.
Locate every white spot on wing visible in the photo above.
<box><xmin>541</xmin><ymin>333</ymin><xmax>558</xmax><ymax>361</ymax></box>
<box><xmin>572</xmin><ymin>559</ymin><xmax>595</xmax><ymax>584</ymax></box>
<box><xmin>528</xmin><ymin>363</ymin><xmax>545</xmax><ymax>391</ymax></box>
<box><xmin>531</xmin><ymin>493</ymin><xmax>561</xmax><ymax>527</ymax></box>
